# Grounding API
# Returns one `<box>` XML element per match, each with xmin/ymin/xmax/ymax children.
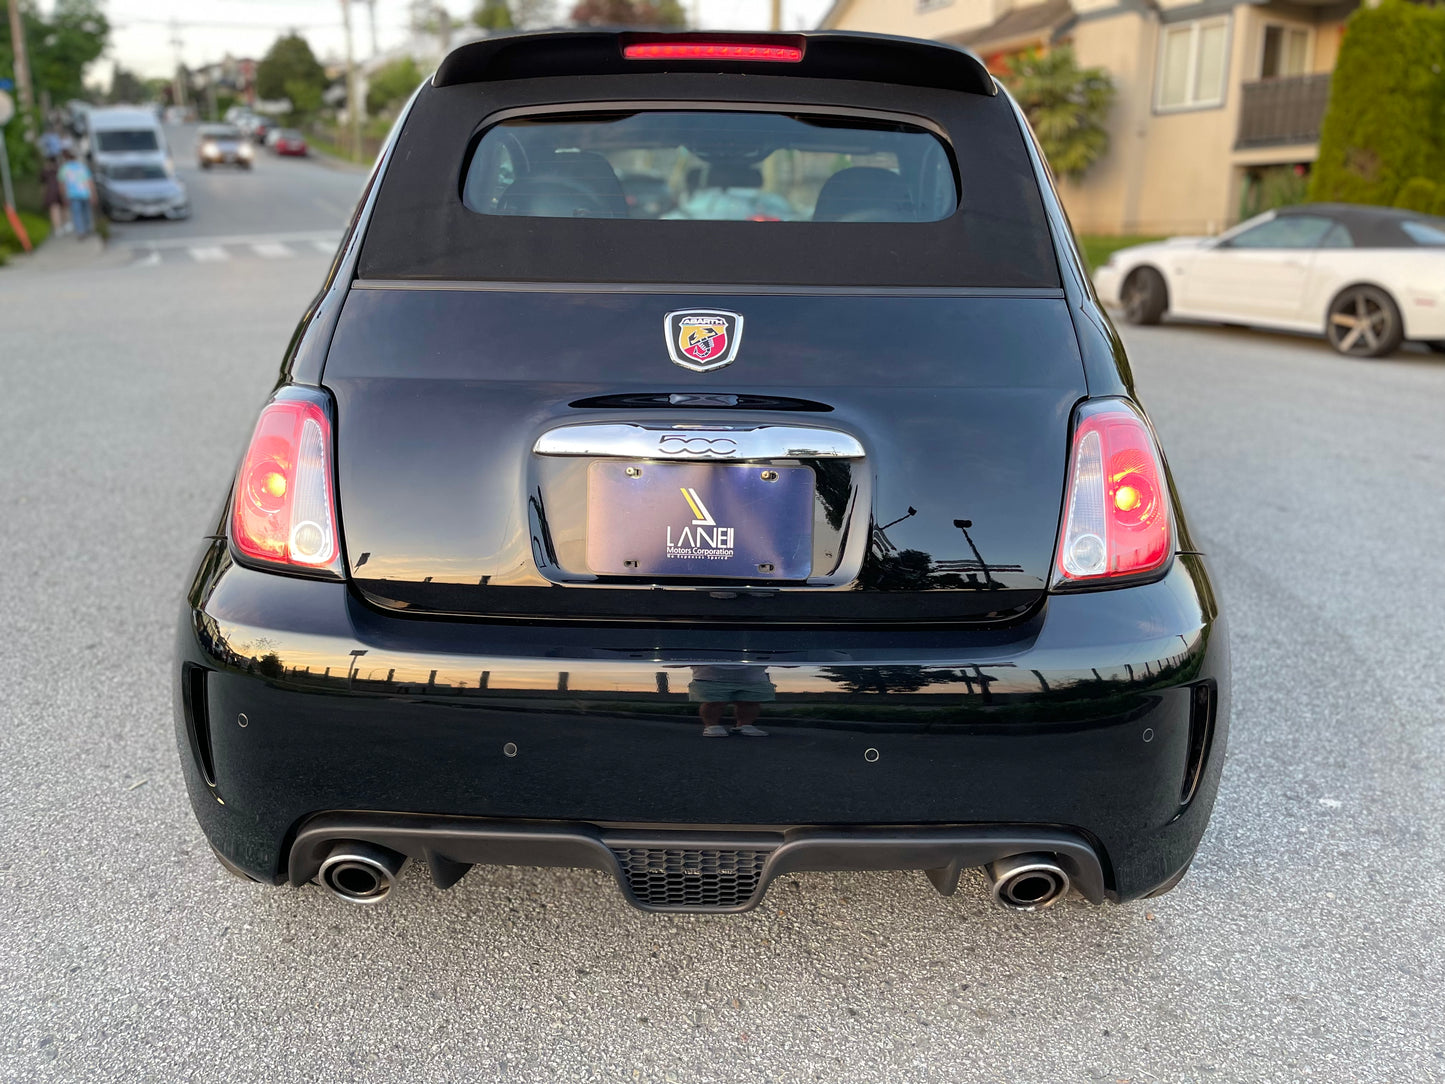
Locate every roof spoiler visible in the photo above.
<box><xmin>433</xmin><ymin>30</ymin><xmax>996</xmax><ymax>97</ymax></box>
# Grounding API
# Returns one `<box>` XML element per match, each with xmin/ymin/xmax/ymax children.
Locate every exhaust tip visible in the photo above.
<box><xmin>318</xmin><ymin>841</ymin><xmax>406</xmax><ymax>905</ymax></box>
<box><xmin>987</xmin><ymin>853</ymin><xmax>1070</xmax><ymax>912</ymax></box>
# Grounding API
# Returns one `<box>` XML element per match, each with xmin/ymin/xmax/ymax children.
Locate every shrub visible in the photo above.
<box><xmin>1242</xmin><ymin>165</ymin><xmax>1310</xmax><ymax>218</ymax></box>
<box><xmin>1310</xmin><ymin>0</ymin><xmax>1445</xmax><ymax>207</ymax></box>
<box><xmin>0</xmin><ymin>210</ymin><xmax>54</xmax><ymax>265</ymax></box>
<box><xmin>1393</xmin><ymin>177</ymin><xmax>1440</xmax><ymax>214</ymax></box>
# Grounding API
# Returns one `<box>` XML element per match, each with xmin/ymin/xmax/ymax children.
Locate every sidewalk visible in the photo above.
<box><xmin>3</xmin><ymin>232</ymin><xmax>132</xmax><ymax>274</ymax></box>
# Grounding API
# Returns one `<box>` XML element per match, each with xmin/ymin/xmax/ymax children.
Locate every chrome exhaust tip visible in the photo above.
<box><xmin>318</xmin><ymin>841</ymin><xmax>406</xmax><ymax>905</ymax></box>
<box><xmin>986</xmin><ymin>853</ymin><xmax>1070</xmax><ymax>912</ymax></box>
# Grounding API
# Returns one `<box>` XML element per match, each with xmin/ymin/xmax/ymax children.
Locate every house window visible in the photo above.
<box><xmin>1157</xmin><ymin>17</ymin><xmax>1231</xmax><ymax>111</ymax></box>
<box><xmin>1261</xmin><ymin>25</ymin><xmax>1309</xmax><ymax>78</ymax></box>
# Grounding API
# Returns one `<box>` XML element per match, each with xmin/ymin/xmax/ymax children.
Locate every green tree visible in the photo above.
<box><xmin>473</xmin><ymin>0</ymin><xmax>516</xmax><ymax>30</ymax></box>
<box><xmin>366</xmin><ymin>57</ymin><xmax>423</xmax><ymax>116</ymax></box>
<box><xmin>1003</xmin><ymin>47</ymin><xmax>1114</xmax><ymax>182</ymax></box>
<box><xmin>256</xmin><ymin>33</ymin><xmax>327</xmax><ymax>110</ymax></box>
<box><xmin>3</xmin><ymin>0</ymin><xmax>110</xmax><ymax>105</ymax></box>
<box><xmin>569</xmin><ymin>0</ymin><xmax>685</xmax><ymax>26</ymax></box>
<box><xmin>283</xmin><ymin>78</ymin><xmax>324</xmax><ymax>125</ymax></box>
<box><xmin>514</xmin><ymin>0</ymin><xmax>557</xmax><ymax>28</ymax></box>
<box><xmin>1309</xmin><ymin>0</ymin><xmax>1445</xmax><ymax>207</ymax></box>
<box><xmin>107</xmin><ymin>64</ymin><xmax>148</xmax><ymax>104</ymax></box>
<box><xmin>1</xmin><ymin>0</ymin><xmax>108</xmax><ymax>182</ymax></box>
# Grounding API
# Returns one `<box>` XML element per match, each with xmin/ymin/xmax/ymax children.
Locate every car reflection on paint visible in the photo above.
<box><xmin>1095</xmin><ymin>202</ymin><xmax>1445</xmax><ymax>358</ymax></box>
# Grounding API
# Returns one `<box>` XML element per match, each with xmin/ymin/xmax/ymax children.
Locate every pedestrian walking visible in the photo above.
<box><xmin>57</xmin><ymin>151</ymin><xmax>97</xmax><ymax>240</ymax></box>
<box><xmin>41</xmin><ymin>157</ymin><xmax>69</xmax><ymax>235</ymax></box>
<box><xmin>39</xmin><ymin>127</ymin><xmax>64</xmax><ymax>162</ymax></box>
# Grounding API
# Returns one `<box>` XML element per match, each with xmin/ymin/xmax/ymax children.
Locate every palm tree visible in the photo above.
<box><xmin>1003</xmin><ymin>46</ymin><xmax>1115</xmax><ymax>181</ymax></box>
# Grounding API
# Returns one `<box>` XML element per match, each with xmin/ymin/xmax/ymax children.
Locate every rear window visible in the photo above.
<box><xmin>463</xmin><ymin>111</ymin><xmax>957</xmax><ymax>223</ymax></box>
<box><xmin>360</xmin><ymin>77</ymin><xmax>1060</xmax><ymax>288</ymax></box>
<box><xmin>1401</xmin><ymin>219</ymin><xmax>1445</xmax><ymax>246</ymax></box>
<box><xmin>95</xmin><ymin>129</ymin><xmax>159</xmax><ymax>153</ymax></box>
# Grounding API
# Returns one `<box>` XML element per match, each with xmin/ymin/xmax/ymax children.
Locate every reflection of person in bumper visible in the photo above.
<box><xmin>688</xmin><ymin>664</ymin><xmax>773</xmax><ymax>737</ymax></box>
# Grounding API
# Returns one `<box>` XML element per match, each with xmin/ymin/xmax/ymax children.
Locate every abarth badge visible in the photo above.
<box><xmin>664</xmin><ymin>309</ymin><xmax>744</xmax><ymax>373</ymax></box>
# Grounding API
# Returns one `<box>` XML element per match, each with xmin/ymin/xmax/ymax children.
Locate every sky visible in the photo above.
<box><xmin>73</xmin><ymin>0</ymin><xmax>837</xmax><ymax>84</ymax></box>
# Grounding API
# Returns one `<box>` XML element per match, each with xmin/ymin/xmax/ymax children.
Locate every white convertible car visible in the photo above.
<box><xmin>1093</xmin><ymin>203</ymin><xmax>1445</xmax><ymax>358</ymax></box>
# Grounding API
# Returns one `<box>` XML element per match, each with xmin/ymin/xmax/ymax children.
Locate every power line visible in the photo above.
<box><xmin>116</xmin><ymin>17</ymin><xmax>343</xmax><ymax>30</ymax></box>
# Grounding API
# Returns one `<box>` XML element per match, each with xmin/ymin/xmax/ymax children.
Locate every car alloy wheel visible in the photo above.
<box><xmin>1327</xmin><ymin>285</ymin><xmax>1402</xmax><ymax>358</ymax></box>
<box><xmin>1121</xmin><ymin>267</ymin><xmax>1166</xmax><ymax>326</ymax></box>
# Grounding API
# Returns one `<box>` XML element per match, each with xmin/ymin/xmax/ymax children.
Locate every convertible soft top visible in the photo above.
<box><xmin>1276</xmin><ymin>202</ymin><xmax>1445</xmax><ymax>248</ymax></box>
<box><xmin>357</xmin><ymin>31</ymin><xmax>1060</xmax><ymax>289</ymax></box>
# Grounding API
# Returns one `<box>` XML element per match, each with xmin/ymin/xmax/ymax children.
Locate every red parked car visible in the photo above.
<box><xmin>271</xmin><ymin>129</ymin><xmax>309</xmax><ymax>156</ymax></box>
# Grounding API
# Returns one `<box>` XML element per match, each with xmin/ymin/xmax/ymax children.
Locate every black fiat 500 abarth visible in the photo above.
<box><xmin>176</xmin><ymin>30</ymin><xmax>1228</xmax><ymax>914</ymax></box>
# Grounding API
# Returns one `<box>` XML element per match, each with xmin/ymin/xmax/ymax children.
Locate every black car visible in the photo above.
<box><xmin>176</xmin><ymin>31</ymin><xmax>1228</xmax><ymax>915</ymax></box>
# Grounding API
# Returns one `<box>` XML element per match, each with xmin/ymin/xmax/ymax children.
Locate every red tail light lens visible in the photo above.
<box><xmin>231</xmin><ymin>397</ymin><xmax>341</xmax><ymax>575</ymax></box>
<box><xmin>1055</xmin><ymin>402</ymin><xmax>1171</xmax><ymax>585</ymax></box>
<box><xmin>623</xmin><ymin>42</ymin><xmax>804</xmax><ymax>62</ymax></box>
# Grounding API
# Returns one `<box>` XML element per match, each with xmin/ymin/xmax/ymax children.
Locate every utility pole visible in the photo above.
<box><xmin>340</xmin><ymin>0</ymin><xmax>363</xmax><ymax>162</ymax></box>
<box><xmin>169</xmin><ymin>18</ymin><xmax>187</xmax><ymax>112</ymax></box>
<box><xmin>367</xmin><ymin>0</ymin><xmax>380</xmax><ymax>58</ymax></box>
<box><xmin>770</xmin><ymin>0</ymin><xmax>782</xmax><ymax>31</ymax></box>
<box><xmin>6</xmin><ymin>0</ymin><xmax>36</xmax><ymax>141</ymax></box>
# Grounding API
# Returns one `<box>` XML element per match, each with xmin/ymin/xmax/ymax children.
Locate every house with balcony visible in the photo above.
<box><xmin>819</xmin><ymin>0</ymin><xmax>1358</xmax><ymax>235</ymax></box>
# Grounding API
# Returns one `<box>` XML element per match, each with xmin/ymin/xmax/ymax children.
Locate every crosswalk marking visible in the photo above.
<box><xmin>128</xmin><ymin>232</ymin><xmax>342</xmax><ymax>268</ymax></box>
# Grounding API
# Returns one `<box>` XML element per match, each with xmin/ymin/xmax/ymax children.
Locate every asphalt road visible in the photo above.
<box><xmin>110</xmin><ymin>123</ymin><xmax>364</xmax><ymax>245</ymax></box>
<box><xmin>2</xmin><ymin>147</ymin><xmax>1443</xmax><ymax>1083</ymax></box>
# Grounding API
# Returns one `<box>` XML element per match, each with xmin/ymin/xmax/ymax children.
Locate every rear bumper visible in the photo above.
<box><xmin>290</xmin><ymin>813</ymin><xmax>1109</xmax><ymax>912</ymax></box>
<box><xmin>175</xmin><ymin>541</ymin><xmax>1229</xmax><ymax>908</ymax></box>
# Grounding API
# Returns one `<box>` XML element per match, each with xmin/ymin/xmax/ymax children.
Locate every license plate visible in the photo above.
<box><xmin>587</xmin><ymin>462</ymin><xmax>814</xmax><ymax>579</ymax></box>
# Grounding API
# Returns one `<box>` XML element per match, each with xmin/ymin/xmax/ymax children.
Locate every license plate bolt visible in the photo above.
<box><xmin>625</xmin><ymin>466</ymin><xmax>642</xmax><ymax>477</ymax></box>
<box><xmin>760</xmin><ymin>470</ymin><xmax>778</xmax><ymax>481</ymax></box>
<box><xmin>757</xmin><ymin>562</ymin><xmax>775</xmax><ymax>573</ymax></box>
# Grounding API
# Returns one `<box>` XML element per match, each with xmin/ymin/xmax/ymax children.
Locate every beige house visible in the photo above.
<box><xmin>820</xmin><ymin>0</ymin><xmax>1359</xmax><ymax>235</ymax></box>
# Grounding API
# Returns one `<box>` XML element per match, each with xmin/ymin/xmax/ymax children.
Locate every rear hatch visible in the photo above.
<box><xmin>326</xmin><ymin>289</ymin><xmax>1080</xmax><ymax>623</ymax></box>
<box><xmin>324</xmin><ymin>36</ymin><xmax>1082</xmax><ymax>626</ymax></box>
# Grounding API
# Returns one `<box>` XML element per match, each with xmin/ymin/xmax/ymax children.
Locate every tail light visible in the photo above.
<box><xmin>230</xmin><ymin>395</ymin><xmax>342</xmax><ymax>576</ymax></box>
<box><xmin>1054</xmin><ymin>401</ymin><xmax>1172</xmax><ymax>585</ymax></box>
<box><xmin>623</xmin><ymin>42</ymin><xmax>804</xmax><ymax>63</ymax></box>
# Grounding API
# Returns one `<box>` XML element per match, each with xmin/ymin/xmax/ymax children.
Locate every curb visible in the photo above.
<box><xmin>308</xmin><ymin>149</ymin><xmax>373</xmax><ymax>175</ymax></box>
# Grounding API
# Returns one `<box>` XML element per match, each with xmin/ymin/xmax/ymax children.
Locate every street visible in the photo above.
<box><xmin>1</xmin><ymin>134</ymin><xmax>1443</xmax><ymax>1083</ymax></box>
<box><xmin>112</xmin><ymin>124</ymin><xmax>363</xmax><ymax>248</ymax></box>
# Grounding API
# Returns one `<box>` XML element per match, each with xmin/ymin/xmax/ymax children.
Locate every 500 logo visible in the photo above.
<box><xmin>657</xmin><ymin>435</ymin><xmax>739</xmax><ymax>457</ymax></box>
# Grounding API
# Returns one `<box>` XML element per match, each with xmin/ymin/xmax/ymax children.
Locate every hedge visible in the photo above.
<box><xmin>1393</xmin><ymin>177</ymin><xmax>1439</xmax><ymax>214</ymax></box>
<box><xmin>1309</xmin><ymin>0</ymin><xmax>1445</xmax><ymax>207</ymax></box>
